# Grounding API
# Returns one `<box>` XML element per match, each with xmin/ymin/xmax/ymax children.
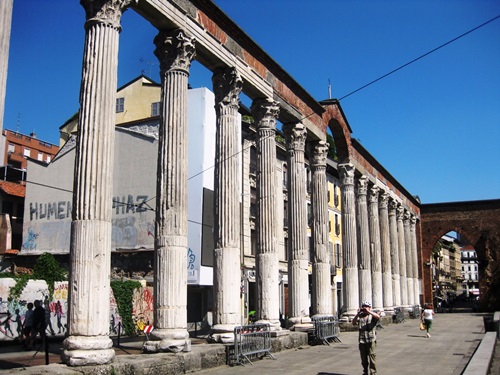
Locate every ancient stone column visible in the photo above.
<box><xmin>339</xmin><ymin>163</ymin><xmax>359</xmax><ymax>318</ymax></box>
<box><xmin>404</xmin><ymin>210</ymin><xmax>415</xmax><ymax>305</ymax></box>
<box><xmin>150</xmin><ymin>28</ymin><xmax>195</xmax><ymax>353</ymax></box>
<box><xmin>389</xmin><ymin>199</ymin><xmax>401</xmax><ymax>307</ymax></box>
<box><xmin>309</xmin><ymin>140</ymin><xmax>332</xmax><ymax>317</ymax></box>
<box><xmin>251</xmin><ymin>98</ymin><xmax>281</xmax><ymax>329</ymax></box>
<box><xmin>283</xmin><ymin>123</ymin><xmax>309</xmax><ymax>326</ymax></box>
<box><xmin>410</xmin><ymin>215</ymin><xmax>420</xmax><ymax>305</ymax></box>
<box><xmin>397</xmin><ymin>205</ymin><xmax>408</xmax><ymax>306</ymax></box>
<box><xmin>0</xmin><ymin>0</ymin><xmax>12</xmax><ymax>139</ymax></box>
<box><xmin>368</xmin><ymin>186</ymin><xmax>383</xmax><ymax>312</ymax></box>
<box><xmin>357</xmin><ymin>176</ymin><xmax>372</xmax><ymax>304</ymax></box>
<box><xmin>62</xmin><ymin>0</ymin><xmax>133</xmax><ymax>366</ymax></box>
<box><xmin>211</xmin><ymin>67</ymin><xmax>243</xmax><ymax>341</ymax></box>
<box><xmin>379</xmin><ymin>192</ymin><xmax>394</xmax><ymax>312</ymax></box>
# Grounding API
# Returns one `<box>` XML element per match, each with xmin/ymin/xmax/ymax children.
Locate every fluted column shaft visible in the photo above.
<box><xmin>410</xmin><ymin>216</ymin><xmax>420</xmax><ymax>305</ymax></box>
<box><xmin>284</xmin><ymin>123</ymin><xmax>309</xmax><ymax>325</ymax></box>
<box><xmin>379</xmin><ymin>193</ymin><xmax>394</xmax><ymax>312</ymax></box>
<box><xmin>252</xmin><ymin>98</ymin><xmax>281</xmax><ymax>329</ymax></box>
<box><xmin>309</xmin><ymin>141</ymin><xmax>332</xmax><ymax>316</ymax></box>
<box><xmin>389</xmin><ymin>200</ymin><xmax>401</xmax><ymax>307</ymax></box>
<box><xmin>339</xmin><ymin>163</ymin><xmax>359</xmax><ymax>317</ymax></box>
<box><xmin>357</xmin><ymin>176</ymin><xmax>372</xmax><ymax>304</ymax></box>
<box><xmin>63</xmin><ymin>0</ymin><xmax>133</xmax><ymax>366</ymax></box>
<box><xmin>368</xmin><ymin>186</ymin><xmax>383</xmax><ymax>311</ymax></box>
<box><xmin>404</xmin><ymin>211</ymin><xmax>415</xmax><ymax>305</ymax></box>
<box><xmin>0</xmin><ymin>0</ymin><xmax>12</xmax><ymax>138</ymax></box>
<box><xmin>397</xmin><ymin>205</ymin><xmax>408</xmax><ymax>306</ymax></box>
<box><xmin>212</xmin><ymin>68</ymin><xmax>243</xmax><ymax>336</ymax></box>
<box><xmin>152</xmin><ymin>29</ymin><xmax>195</xmax><ymax>352</ymax></box>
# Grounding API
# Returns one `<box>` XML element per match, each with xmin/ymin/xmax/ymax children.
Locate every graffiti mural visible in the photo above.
<box><xmin>22</xmin><ymin>194</ymin><xmax>155</xmax><ymax>253</ymax></box>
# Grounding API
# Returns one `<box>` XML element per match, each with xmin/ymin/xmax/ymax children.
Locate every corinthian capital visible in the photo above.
<box><xmin>389</xmin><ymin>199</ymin><xmax>398</xmax><ymax>214</ymax></box>
<box><xmin>212</xmin><ymin>67</ymin><xmax>243</xmax><ymax>110</ymax></box>
<box><xmin>410</xmin><ymin>215</ymin><xmax>417</xmax><ymax>226</ymax></box>
<box><xmin>309</xmin><ymin>140</ymin><xmax>329</xmax><ymax>169</ymax></box>
<box><xmin>396</xmin><ymin>205</ymin><xmax>405</xmax><ymax>220</ymax></box>
<box><xmin>251</xmin><ymin>98</ymin><xmax>280</xmax><ymax>130</ymax></box>
<box><xmin>357</xmin><ymin>176</ymin><xmax>368</xmax><ymax>196</ymax></box>
<box><xmin>154</xmin><ymin>29</ymin><xmax>196</xmax><ymax>75</ymax></box>
<box><xmin>379</xmin><ymin>192</ymin><xmax>389</xmax><ymax>209</ymax></box>
<box><xmin>283</xmin><ymin>123</ymin><xmax>307</xmax><ymax>153</ymax></box>
<box><xmin>339</xmin><ymin>163</ymin><xmax>355</xmax><ymax>186</ymax></box>
<box><xmin>369</xmin><ymin>185</ymin><xmax>380</xmax><ymax>204</ymax></box>
<box><xmin>81</xmin><ymin>0</ymin><xmax>135</xmax><ymax>30</ymax></box>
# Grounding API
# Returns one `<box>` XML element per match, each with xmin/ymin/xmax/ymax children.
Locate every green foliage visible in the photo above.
<box><xmin>110</xmin><ymin>280</ymin><xmax>142</xmax><ymax>336</ymax></box>
<box><xmin>0</xmin><ymin>273</ymin><xmax>34</xmax><ymax>301</ymax></box>
<box><xmin>242</xmin><ymin>115</ymin><xmax>254</xmax><ymax>124</ymax></box>
<box><xmin>33</xmin><ymin>252</ymin><xmax>67</xmax><ymax>298</ymax></box>
<box><xmin>326</xmin><ymin>133</ymin><xmax>338</xmax><ymax>160</ymax></box>
<box><xmin>275</xmin><ymin>134</ymin><xmax>285</xmax><ymax>144</ymax></box>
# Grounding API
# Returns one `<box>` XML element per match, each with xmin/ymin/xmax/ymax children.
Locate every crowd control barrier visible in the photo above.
<box><xmin>311</xmin><ymin>315</ymin><xmax>341</xmax><ymax>345</ymax></box>
<box><xmin>233</xmin><ymin>323</ymin><xmax>276</xmax><ymax>365</ymax></box>
<box><xmin>393</xmin><ymin>307</ymin><xmax>406</xmax><ymax>323</ymax></box>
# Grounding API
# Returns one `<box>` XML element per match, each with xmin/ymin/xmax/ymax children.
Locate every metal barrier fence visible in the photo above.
<box><xmin>233</xmin><ymin>323</ymin><xmax>276</xmax><ymax>365</ymax></box>
<box><xmin>393</xmin><ymin>307</ymin><xmax>406</xmax><ymax>323</ymax></box>
<box><xmin>311</xmin><ymin>316</ymin><xmax>341</xmax><ymax>345</ymax></box>
<box><xmin>409</xmin><ymin>305</ymin><xmax>421</xmax><ymax>319</ymax></box>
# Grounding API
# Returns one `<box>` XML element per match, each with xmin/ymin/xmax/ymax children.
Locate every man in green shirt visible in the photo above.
<box><xmin>352</xmin><ymin>301</ymin><xmax>380</xmax><ymax>375</ymax></box>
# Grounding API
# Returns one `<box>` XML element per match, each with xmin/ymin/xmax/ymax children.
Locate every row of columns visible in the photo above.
<box><xmin>65</xmin><ymin>0</ymin><xmax>418</xmax><ymax>366</ymax></box>
<box><xmin>340</xmin><ymin>164</ymin><xmax>420</xmax><ymax>318</ymax></box>
<box><xmin>65</xmin><ymin>0</ymin><xmax>334</xmax><ymax>365</ymax></box>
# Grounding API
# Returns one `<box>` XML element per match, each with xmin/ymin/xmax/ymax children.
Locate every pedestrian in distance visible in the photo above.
<box><xmin>421</xmin><ymin>303</ymin><xmax>435</xmax><ymax>338</ymax></box>
<box><xmin>28</xmin><ymin>299</ymin><xmax>46</xmax><ymax>350</ymax></box>
<box><xmin>352</xmin><ymin>301</ymin><xmax>380</xmax><ymax>375</ymax></box>
<box><xmin>22</xmin><ymin>302</ymin><xmax>34</xmax><ymax>349</ymax></box>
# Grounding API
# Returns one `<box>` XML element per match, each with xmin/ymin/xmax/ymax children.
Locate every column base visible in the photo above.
<box><xmin>145</xmin><ymin>328</ymin><xmax>191</xmax><ymax>353</ymax></box>
<box><xmin>255</xmin><ymin>319</ymin><xmax>282</xmax><ymax>331</ymax></box>
<box><xmin>208</xmin><ymin>324</ymin><xmax>238</xmax><ymax>343</ymax></box>
<box><xmin>287</xmin><ymin>316</ymin><xmax>312</xmax><ymax>331</ymax></box>
<box><xmin>62</xmin><ymin>335</ymin><xmax>114</xmax><ymax>366</ymax></box>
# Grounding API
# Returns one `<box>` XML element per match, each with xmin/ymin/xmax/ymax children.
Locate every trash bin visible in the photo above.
<box><xmin>483</xmin><ymin>315</ymin><xmax>497</xmax><ymax>332</ymax></box>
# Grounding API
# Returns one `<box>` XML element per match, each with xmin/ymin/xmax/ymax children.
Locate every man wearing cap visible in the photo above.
<box><xmin>352</xmin><ymin>301</ymin><xmax>380</xmax><ymax>375</ymax></box>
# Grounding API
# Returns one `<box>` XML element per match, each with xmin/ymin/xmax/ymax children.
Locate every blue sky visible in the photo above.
<box><xmin>4</xmin><ymin>0</ymin><xmax>500</xmax><ymax>204</ymax></box>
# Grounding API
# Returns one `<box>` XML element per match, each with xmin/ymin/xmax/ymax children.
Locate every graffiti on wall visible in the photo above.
<box><xmin>23</xmin><ymin>194</ymin><xmax>155</xmax><ymax>252</ymax></box>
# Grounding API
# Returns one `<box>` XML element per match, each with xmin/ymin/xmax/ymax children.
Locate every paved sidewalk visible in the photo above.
<box><xmin>195</xmin><ymin>313</ymin><xmax>486</xmax><ymax>375</ymax></box>
<box><xmin>0</xmin><ymin>313</ymin><xmax>491</xmax><ymax>374</ymax></box>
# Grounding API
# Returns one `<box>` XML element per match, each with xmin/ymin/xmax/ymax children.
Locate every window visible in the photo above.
<box><xmin>151</xmin><ymin>101</ymin><xmax>160</xmax><ymax>117</ymax></box>
<box><xmin>23</xmin><ymin>148</ymin><xmax>30</xmax><ymax>157</ymax></box>
<box><xmin>46</xmin><ymin>155</ymin><xmax>51</xmax><ymax>163</ymax></box>
<box><xmin>38</xmin><ymin>152</ymin><xmax>43</xmax><ymax>161</ymax></box>
<box><xmin>335</xmin><ymin>243</ymin><xmax>342</xmax><ymax>268</ymax></box>
<box><xmin>116</xmin><ymin>97</ymin><xmax>125</xmax><ymax>113</ymax></box>
<box><xmin>8</xmin><ymin>143</ymin><xmax>15</xmax><ymax>153</ymax></box>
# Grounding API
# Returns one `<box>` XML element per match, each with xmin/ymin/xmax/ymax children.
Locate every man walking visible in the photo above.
<box><xmin>352</xmin><ymin>301</ymin><xmax>380</xmax><ymax>375</ymax></box>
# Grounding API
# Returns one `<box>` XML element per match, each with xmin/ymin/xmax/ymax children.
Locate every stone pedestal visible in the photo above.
<box><xmin>252</xmin><ymin>98</ymin><xmax>281</xmax><ymax>330</ymax></box>
<box><xmin>63</xmin><ymin>0</ymin><xmax>133</xmax><ymax>366</ymax></box>
<box><xmin>151</xmin><ymin>28</ymin><xmax>196</xmax><ymax>352</ymax></box>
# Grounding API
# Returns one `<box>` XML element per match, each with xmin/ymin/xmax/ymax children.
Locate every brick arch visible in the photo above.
<box><xmin>420</xmin><ymin>200</ymin><xmax>500</xmax><ymax>311</ymax></box>
<box><xmin>327</xmin><ymin>117</ymin><xmax>350</xmax><ymax>163</ymax></box>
